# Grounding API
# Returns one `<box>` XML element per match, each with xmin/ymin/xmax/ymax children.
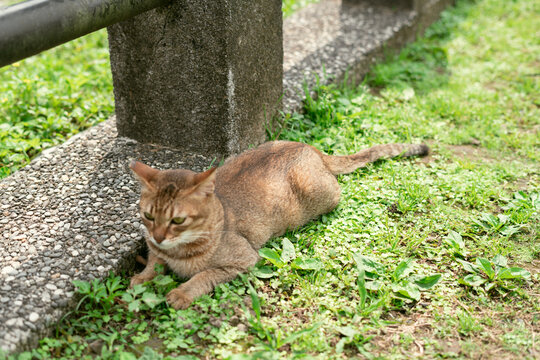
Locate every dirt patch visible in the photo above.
<box><xmin>502</xmin><ymin>175</ymin><xmax>538</xmax><ymax>193</ymax></box>
<box><xmin>367</xmin><ymin>302</ymin><xmax>540</xmax><ymax>359</ymax></box>
<box><xmin>415</xmin><ymin>141</ymin><xmax>492</xmax><ymax>165</ymax></box>
<box><xmin>416</xmin><ymin>152</ymin><xmax>436</xmax><ymax>165</ymax></box>
<box><xmin>447</xmin><ymin>144</ymin><xmax>494</xmax><ymax>162</ymax></box>
<box><xmin>519</xmin><ymin>259</ymin><xmax>540</xmax><ymax>276</ymax></box>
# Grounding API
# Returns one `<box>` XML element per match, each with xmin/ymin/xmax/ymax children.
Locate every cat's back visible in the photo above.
<box><xmin>215</xmin><ymin>141</ymin><xmax>313</xmax><ymax>186</ymax></box>
<box><xmin>213</xmin><ymin>141</ymin><xmax>332</xmax><ymax>246</ymax></box>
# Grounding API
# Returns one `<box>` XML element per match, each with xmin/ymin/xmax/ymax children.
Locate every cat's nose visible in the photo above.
<box><xmin>153</xmin><ymin>232</ymin><xmax>166</xmax><ymax>243</ymax></box>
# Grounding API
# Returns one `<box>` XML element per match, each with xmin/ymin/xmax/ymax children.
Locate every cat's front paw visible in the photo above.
<box><xmin>166</xmin><ymin>288</ymin><xmax>193</xmax><ymax>310</ymax></box>
<box><xmin>129</xmin><ymin>273</ymin><xmax>153</xmax><ymax>288</ymax></box>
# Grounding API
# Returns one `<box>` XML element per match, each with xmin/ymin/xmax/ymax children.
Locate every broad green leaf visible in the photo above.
<box><xmin>456</xmin><ymin>259</ymin><xmax>480</xmax><ymax>274</ymax></box>
<box><xmin>391</xmin><ymin>282</ymin><xmax>420</xmax><ymax>301</ymax></box>
<box><xmin>282</xmin><ymin>322</ymin><xmax>322</xmax><ymax>346</ymax></box>
<box><xmin>459</xmin><ymin>274</ymin><xmax>486</xmax><ymax>287</ymax></box>
<box><xmin>482</xmin><ymin>213</ymin><xmax>499</xmax><ymax>227</ymax></box>
<box><xmin>352</xmin><ymin>253</ymin><xmax>386</xmax><ymax>276</ymax></box>
<box><xmin>246</xmin><ymin>281</ymin><xmax>261</xmax><ymax>320</ymax></box>
<box><xmin>291</xmin><ymin>257</ymin><xmax>322</xmax><ymax>271</ymax></box>
<box><xmin>414</xmin><ymin>274</ymin><xmax>442</xmax><ymax>289</ymax></box>
<box><xmin>281</xmin><ymin>238</ymin><xmax>296</xmax><ymax>263</ymax></box>
<box><xmin>118</xmin><ymin>351</ymin><xmax>137</xmax><ymax>360</ymax></box>
<box><xmin>153</xmin><ymin>263</ymin><xmax>165</xmax><ymax>275</ymax></box>
<box><xmin>492</xmin><ymin>254</ymin><xmax>508</xmax><ymax>268</ymax></box>
<box><xmin>258</xmin><ymin>248</ymin><xmax>285</xmax><ymax>267</ymax></box>
<box><xmin>363</xmin><ymin>296</ymin><xmax>386</xmax><ymax>315</ymax></box>
<box><xmin>476</xmin><ymin>258</ymin><xmax>495</xmax><ymax>280</ymax></box>
<box><xmin>514</xmin><ymin>191</ymin><xmax>527</xmax><ymax>201</ymax></box>
<box><xmin>365</xmin><ymin>280</ymin><xmax>383</xmax><ymax>291</ymax></box>
<box><xmin>128</xmin><ymin>299</ymin><xmax>141</xmax><ymax>313</ymax></box>
<box><xmin>500</xmin><ymin>225</ymin><xmax>521</xmax><ymax>237</ymax></box>
<box><xmin>444</xmin><ymin>230</ymin><xmax>467</xmax><ymax>256</ymax></box>
<box><xmin>251</xmin><ymin>266</ymin><xmax>275</xmax><ymax>278</ymax></box>
<box><xmin>485</xmin><ymin>282</ymin><xmax>496</xmax><ymax>292</ymax></box>
<box><xmin>357</xmin><ymin>267</ymin><xmax>367</xmax><ymax>309</ymax></box>
<box><xmin>153</xmin><ymin>275</ymin><xmax>174</xmax><ymax>286</ymax></box>
<box><xmin>141</xmin><ymin>292</ymin><xmax>165</xmax><ymax>309</ymax></box>
<box><xmin>393</xmin><ymin>259</ymin><xmax>414</xmax><ymax>281</ymax></box>
<box><xmin>497</xmin><ymin>214</ymin><xmax>509</xmax><ymax>224</ymax></box>
<box><xmin>335</xmin><ymin>326</ymin><xmax>357</xmax><ymax>338</ymax></box>
<box><xmin>73</xmin><ymin>280</ymin><xmax>91</xmax><ymax>294</ymax></box>
<box><xmin>335</xmin><ymin>337</ymin><xmax>349</xmax><ymax>354</ymax></box>
<box><xmin>497</xmin><ymin>267</ymin><xmax>531</xmax><ymax>280</ymax></box>
<box><xmin>531</xmin><ymin>192</ymin><xmax>540</xmax><ymax>209</ymax></box>
<box><xmin>130</xmin><ymin>284</ymin><xmax>147</xmax><ymax>296</ymax></box>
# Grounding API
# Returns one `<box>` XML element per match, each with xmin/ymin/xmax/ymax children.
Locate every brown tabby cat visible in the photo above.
<box><xmin>129</xmin><ymin>141</ymin><xmax>428</xmax><ymax>309</ymax></box>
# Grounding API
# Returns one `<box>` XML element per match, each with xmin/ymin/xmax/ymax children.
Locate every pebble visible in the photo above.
<box><xmin>1</xmin><ymin>266</ymin><xmax>17</xmax><ymax>276</ymax></box>
<box><xmin>45</xmin><ymin>284</ymin><xmax>57</xmax><ymax>291</ymax></box>
<box><xmin>29</xmin><ymin>313</ymin><xmax>39</xmax><ymax>323</ymax></box>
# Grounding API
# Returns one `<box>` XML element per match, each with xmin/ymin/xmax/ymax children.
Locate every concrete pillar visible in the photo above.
<box><xmin>107</xmin><ymin>0</ymin><xmax>283</xmax><ymax>157</ymax></box>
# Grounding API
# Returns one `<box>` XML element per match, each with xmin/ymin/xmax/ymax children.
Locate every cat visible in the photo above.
<box><xmin>129</xmin><ymin>141</ymin><xmax>428</xmax><ymax>309</ymax></box>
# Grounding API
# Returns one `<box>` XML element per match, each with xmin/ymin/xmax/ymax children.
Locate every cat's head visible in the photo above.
<box><xmin>130</xmin><ymin>161</ymin><xmax>218</xmax><ymax>250</ymax></box>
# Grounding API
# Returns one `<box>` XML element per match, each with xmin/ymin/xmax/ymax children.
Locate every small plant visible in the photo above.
<box><xmin>353</xmin><ymin>254</ymin><xmax>441</xmax><ymax>307</ymax></box>
<box><xmin>472</xmin><ymin>213</ymin><xmax>522</xmax><ymax>237</ymax></box>
<box><xmin>73</xmin><ymin>274</ymin><xmax>124</xmax><ymax>313</ymax></box>
<box><xmin>243</xmin><ymin>277</ymin><xmax>321</xmax><ymax>352</ymax></box>
<box><xmin>502</xmin><ymin>190</ymin><xmax>540</xmax><ymax>225</ymax></box>
<box><xmin>457</xmin><ymin>255</ymin><xmax>531</xmax><ymax>295</ymax></box>
<box><xmin>443</xmin><ymin>230</ymin><xmax>468</xmax><ymax>258</ymax></box>
<box><xmin>255</xmin><ymin>238</ymin><xmax>322</xmax><ymax>278</ymax></box>
<box><xmin>456</xmin><ymin>311</ymin><xmax>483</xmax><ymax>337</ymax></box>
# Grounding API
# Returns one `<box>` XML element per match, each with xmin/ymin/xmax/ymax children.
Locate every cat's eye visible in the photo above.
<box><xmin>171</xmin><ymin>217</ymin><xmax>185</xmax><ymax>225</ymax></box>
<box><xmin>143</xmin><ymin>212</ymin><xmax>154</xmax><ymax>221</ymax></box>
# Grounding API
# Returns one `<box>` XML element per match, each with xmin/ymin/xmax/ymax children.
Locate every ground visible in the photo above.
<box><xmin>1</xmin><ymin>0</ymin><xmax>539</xmax><ymax>359</ymax></box>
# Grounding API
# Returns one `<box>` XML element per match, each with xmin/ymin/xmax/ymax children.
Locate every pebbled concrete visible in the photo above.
<box><xmin>0</xmin><ymin>119</ymin><xmax>212</xmax><ymax>352</ymax></box>
<box><xmin>0</xmin><ymin>0</ymin><xmax>453</xmax><ymax>353</ymax></box>
<box><xmin>283</xmin><ymin>0</ymin><xmax>454</xmax><ymax>112</ymax></box>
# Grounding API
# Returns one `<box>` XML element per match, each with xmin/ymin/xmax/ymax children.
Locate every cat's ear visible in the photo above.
<box><xmin>193</xmin><ymin>167</ymin><xmax>217</xmax><ymax>197</ymax></box>
<box><xmin>130</xmin><ymin>160</ymin><xmax>159</xmax><ymax>191</ymax></box>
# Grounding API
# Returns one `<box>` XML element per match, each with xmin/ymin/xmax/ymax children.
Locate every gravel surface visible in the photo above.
<box><xmin>0</xmin><ymin>118</ymin><xmax>211</xmax><ymax>352</ymax></box>
<box><xmin>283</xmin><ymin>0</ymin><xmax>439</xmax><ymax>112</ymax></box>
<box><xmin>0</xmin><ymin>0</ymin><xmax>451</xmax><ymax>353</ymax></box>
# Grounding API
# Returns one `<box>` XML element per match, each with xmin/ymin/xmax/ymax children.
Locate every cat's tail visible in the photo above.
<box><xmin>321</xmin><ymin>143</ymin><xmax>429</xmax><ymax>175</ymax></box>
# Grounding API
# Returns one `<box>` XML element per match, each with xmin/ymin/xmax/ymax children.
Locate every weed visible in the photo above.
<box><xmin>457</xmin><ymin>254</ymin><xmax>531</xmax><ymax>295</ymax></box>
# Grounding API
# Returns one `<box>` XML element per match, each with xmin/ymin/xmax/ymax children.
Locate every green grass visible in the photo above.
<box><xmin>3</xmin><ymin>0</ymin><xmax>540</xmax><ymax>359</ymax></box>
<box><xmin>0</xmin><ymin>30</ymin><xmax>113</xmax><ymax>178</ymax></box>
<box><xmin>282</xmin><ymin>0</ymin><xmax>320</xmax><ymax>17</ymax></box>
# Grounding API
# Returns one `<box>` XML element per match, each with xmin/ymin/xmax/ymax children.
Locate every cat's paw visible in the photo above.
<box><xmin>166</xmin><ymin>288</ymin><xmax>193</xmax><ymax>310</ymax></box>
<box><xmin>129</xmin><ymin>273</ymin><xmax>152</xmax><ymax>288</ymax></box>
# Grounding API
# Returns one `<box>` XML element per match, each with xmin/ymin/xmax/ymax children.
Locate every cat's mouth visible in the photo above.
<box><xmin>148</xmin><ymin>229</ymin><xmax>202</xmax><ymax>250</ymax></box>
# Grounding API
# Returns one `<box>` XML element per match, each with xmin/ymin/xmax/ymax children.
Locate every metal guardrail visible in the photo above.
<box><xmin>0</xmin><ymin>0</ymin><xmax>171</xmax><ymax>67</ymax></box>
